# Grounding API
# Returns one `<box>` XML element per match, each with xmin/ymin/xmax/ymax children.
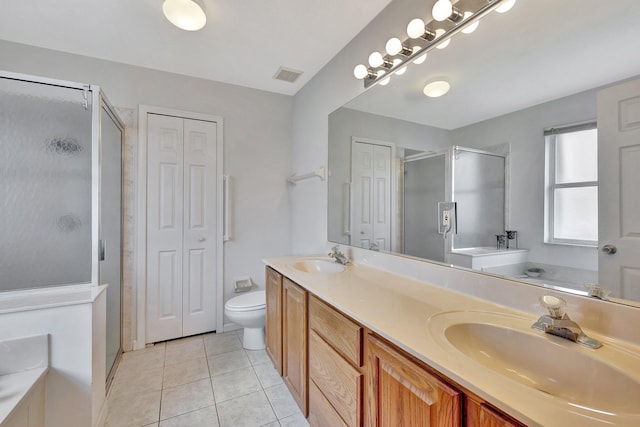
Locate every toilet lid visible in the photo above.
<box><xmin>225</xmin><ymin>290</ymin><xmax>266</xmax><ymax>311</ymax></box>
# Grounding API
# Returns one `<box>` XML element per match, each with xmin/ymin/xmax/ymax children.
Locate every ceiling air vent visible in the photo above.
<box><xmin>273</xmin><ymin>67</ymin><xmax>303</xmax><ymax>83</ymax></box>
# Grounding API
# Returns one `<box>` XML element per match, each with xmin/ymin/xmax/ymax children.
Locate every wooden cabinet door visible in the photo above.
<box><xmin>283</xmin><ymin>278</ymin><xmax>308</xmax><ymax>416</ymax></box>
<box><xmin>265</xmin><ymin>267</ymin><xmax>283</xmax><ymax>375</ymax></box>
<box><xmin>366</xmin><ymin>335</ymin><xmax>461</xmax><ymax>427</ymax></box>
<box><xmin>466</xmin><ymin>397</ymin><xmax>523</xmax><ymax>427</ymax></box>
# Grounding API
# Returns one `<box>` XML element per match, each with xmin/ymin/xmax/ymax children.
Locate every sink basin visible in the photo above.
<box><xmin>428</xmin><ymin>311</ymin><xmax>640</xmax><ymax>415</ymax></box>
<box><xmin>292</xmin><ymin>259</ymin><xmax>345</xmax><ymax>274</ymax></box>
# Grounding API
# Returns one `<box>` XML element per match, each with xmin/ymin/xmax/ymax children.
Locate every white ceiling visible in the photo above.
<box><xmin>0</xmin><ymin>0</ymin><xmax>392</xmax><ymax>95</ymax></box>
<box><xmin>345</xmin><ymin>0</ymin><xmax>640</xmax><ymax>129</ymax></box>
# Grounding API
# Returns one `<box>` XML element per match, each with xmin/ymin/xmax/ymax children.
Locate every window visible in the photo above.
<box><xmin>544</xmin><ymin>123</ymin><xmax>598</xmax><ymax>246</ymax></box>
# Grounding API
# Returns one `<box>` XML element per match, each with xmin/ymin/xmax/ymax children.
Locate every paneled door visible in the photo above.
<box><xmin>146</xmin><ymin>113</ymin><xmax>219</xmax><ymax>343</ymax></box>
<box><xmin>598</xmin><ymin>78</ymin><xmax>640</xmax><ymax>300</ymax></box>
<box><xmin>351</xmin><ymin>140</ymin><xmax>392</xmax><ymax>251</ymax></box>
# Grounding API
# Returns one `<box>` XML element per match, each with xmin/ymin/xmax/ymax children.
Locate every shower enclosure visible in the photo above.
<box><xmin>403</xmin><ymin>146</ymin><xmax>506</xmax><ymax>261</ymax></box>
<box><xmin>0</xmin><ymin>71</ymin><xmax>124</xmax><ymax>383</ymax></box>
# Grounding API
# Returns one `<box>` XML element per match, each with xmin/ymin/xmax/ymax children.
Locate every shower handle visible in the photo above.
<box><xmin>99</xmin><ymin>239</ymin><xmax>106</xmax><ymax>261</ymax></box>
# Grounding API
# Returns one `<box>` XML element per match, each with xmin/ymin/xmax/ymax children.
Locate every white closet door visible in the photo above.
<box><xmin>352</xmin><ymin>142</ymin><xmax>374</xmax><ymax>249</ymax></box>
<box><xmin>351</xmin><ymin>141</ymin><xmax>392</xmax><ymax>250</ymax></box>
<box><xmin>182</xmin><ymin>118</ymin><xmax>218</xmax><ymax>336</ymax></box>
<box><xmin>372</xmin><ymin>144</ymin><xmax>391</xmax><ymax>251</ymax></box>
<box><xmin>147</xmin><ymin>114</ymin><xmax>184</xmax><ymax>342</ymax></box>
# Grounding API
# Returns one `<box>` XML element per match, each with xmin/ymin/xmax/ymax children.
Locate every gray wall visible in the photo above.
<box><xmin>452</xmin><ymin>89</ymin><xmax>599</xmax><ymax>270</ymax></box>
<box><xmin>327</xmin><ymin>107</ymin><xmax>451</xmax><ymax>245</ymax></box>
<box><xmin>0</xmin><ymin>40</ymin><xmax>293</xmax><ymax>340</ymax></box>
<box><xmin>290</xmin><ymin>0</ymin><xmax>428</xmax><ymax>254</ymax></box>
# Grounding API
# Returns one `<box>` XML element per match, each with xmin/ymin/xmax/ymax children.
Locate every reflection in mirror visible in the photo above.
<box><xmin>327</xmin><ymin>0</ymin><xmax>640</xmax><ymax>305</ymax></box>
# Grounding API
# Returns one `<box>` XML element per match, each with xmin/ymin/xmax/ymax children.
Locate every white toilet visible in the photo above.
<box><xmin>224</xmin><ymin>290</ymin><xmax>266</xmax><ymax>350</ymax></box>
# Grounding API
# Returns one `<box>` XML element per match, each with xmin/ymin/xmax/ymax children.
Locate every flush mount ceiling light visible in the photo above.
<box><xmin>423</xmin><ymin>80</ymin><xmax>451</xmax><ymax>97</ymax></box>
<box><xmin>163</xmin><ymin>0</ymin><xmax>207</xmax><ymax>31</ymax></box>
<box><xmin>352</xmin><ymin>0</ymin><xmax>517</xmax><ymax>89</ymax></box>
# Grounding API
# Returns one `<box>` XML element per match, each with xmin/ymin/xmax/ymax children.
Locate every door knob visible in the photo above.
<box><xmin>601</xmin><ymin>244</ymin><xmax>617</xmax><ymax>254</ymax></box>
<box><xmin>198</xmin><ymin>237</ymin><xmax>206</xmax><ymax>242</ymax></box>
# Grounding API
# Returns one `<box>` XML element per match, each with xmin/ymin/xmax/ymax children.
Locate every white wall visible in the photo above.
<box><xmin>0</xmin><ymin>40</ymin><xmax>293</xmax><ymax>342</ymax></box>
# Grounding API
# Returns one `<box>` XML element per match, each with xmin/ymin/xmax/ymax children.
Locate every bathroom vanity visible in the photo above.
<box><xmin>263</xmin><ymin>257</ymin><xmax>640</xmax><ymax>427</ymax></box>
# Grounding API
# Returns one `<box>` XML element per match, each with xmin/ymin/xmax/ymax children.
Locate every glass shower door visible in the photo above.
<box><xmin>0</xmin><ymin>76</ymin><xmax>93</xmax><ymax>291</ymax></box>
<box><xmin>100</xmin><ymin>102</ymin><xmax>123</xmax><ymax>381</ymax></box>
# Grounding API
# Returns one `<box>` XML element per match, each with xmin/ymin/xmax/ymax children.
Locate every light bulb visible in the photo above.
<box><xmin>496</xmin><ymin>0</ymin><xmax>516</xmax><ymax>13</ymax></box>
<box><xmin>368</xmin><ymin>51</ymin><xmax>384</xmax><ymax>68</ymax></box>
<box><xmin>386</xmin><ymin>38</ymin><xmax>403</xmax><ymax>56</ymax></box>
<box><xmin>392</xmin><ymin>59</ymin><xmax>407</xmax><ymax>76</ymax></box>
<box><xmin>379</xmin><ymin>76</ymin><xmax>391</xmax><ymax>86</ymax></box>
<box><xmin>354</xmin><ymin>64</ymin><xmax>369</xmax><ymax>80</ymax></box>
<box><xmin>412</xmin><ymin>46</ymin><xmax>427</xmax><ymax>64</ymax></box>
<box><xmin>432</xmin><ymin>0</ymin><xmax>453</xmax><ymax>22</ymax></box>
<box><xmin>162</xmin><ymin>0</ymin><xmax>206</xmax><ymax>31</ymax></box>
<box><xmin>423</xmin><ymin>80</ymin><xmax>450</xmax><ymax>97</ymax></box>
<box><xmin>407</xmin><ymin>18</ymin><xmax>425</xmax><ymax>39</ymax></box>
<box><xmin>435</xmin><ymin>28</ymin><xmax>450</xmax><ymax>49</ymax></box>
<box><xmin>461</xmin><ymin>11</ymin><xmax>479</xmax><ymax>34</ymax></box>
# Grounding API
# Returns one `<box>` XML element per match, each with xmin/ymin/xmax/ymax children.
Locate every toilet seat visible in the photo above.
<box><xmin>225</xmin><ymin>290</ymin><xmax>266</xmax><ymax>312</ymax></box>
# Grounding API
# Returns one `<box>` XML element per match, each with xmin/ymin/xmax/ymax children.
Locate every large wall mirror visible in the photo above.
<box><xmin>328</xmin><ymin>0</ymin><xmax>640</xmax><ymax>305</ymax></box>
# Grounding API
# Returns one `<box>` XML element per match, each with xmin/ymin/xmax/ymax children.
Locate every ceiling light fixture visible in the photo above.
<box><xmin>423</xmin><ymin>80</ymin><xmax>451</xmax><ymax>97</ymax></box>
<box><xmin>353</xmin><ymin>0</ymin><xmax>516</xmax><ymax>88</ymax></box>
<box><xmin>162</xmin><ymin>0</ymin><xmax>207</xmax><ymax>31</ymax></box>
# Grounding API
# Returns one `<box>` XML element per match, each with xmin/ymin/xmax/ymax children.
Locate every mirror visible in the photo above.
<box><xmin>328</xmin><ymin>0</ymin><xmax>640</xmax><ymax>304</ymax></box>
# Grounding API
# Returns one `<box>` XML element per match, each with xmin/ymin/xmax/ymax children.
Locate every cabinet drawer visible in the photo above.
<box><xmin>309</xmin><ymin>295</ymin><xmax>363</xmax><ymax>366</ymax></box>
<box><xmin>309</xmin><ymin>330</ymin><xmax>362</xmax><ymax>427</ymax></box>
<box><xmin>309</xmin><ymin>380</ymin><xmax>349</xmax><ymax>427</ymax></box>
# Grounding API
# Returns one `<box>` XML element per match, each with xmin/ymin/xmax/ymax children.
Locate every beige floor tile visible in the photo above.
<box><xmin>163</xmin><ymin>357</ymin><xmax>210</xmax><ymax>388</ymax></box>
<box><xmin>261</xmin><ymin>422</ymin><xmax>280</xmax><ymax>427</ymax></box>
<box><xmin>160</xmin><ymin>378</ymin><xmax>215</xmax><ymax>420</ymax></box>
<box><xmin>279</xmin><ymin>412</ymin><xmax>309</xmax><ymax>427</ymax></box>
<box><xmin>211</xmin><ymin>367</ymin><xmax>262</xmax><ymax>403</ymax></box>
<box><xmin>118</xmin><ymin>346</ymin><xmax>166</xmax><ymax>376</ymax></box>
<box><xmin>165</xmin><ymin>337</ymin><xmax>205</xmax><ymax>366</ymax></box>
<box><xmin>104</xmin><ymin>389</ymin><xmax>161</xmax><ymax>427</ymax></box>
<box><xmin>159</xmin><ymin>404</ymin><xmax>219</xmax><ymax>427</ymax></box>
<box><xmin>253</xmin><ymin>362</ymin><xmax>283</xmax><ymax>389</ymax></box>
<box><xmin>245</xmin><ymin>349</ymin><xmax>270</xmax><ymax>366</ymax></box>
<box><xmin>204</xmin><ymin>333</ymin><xmax>243</xmax><ymax>356</ymax></box>
<box><xmin>208</xmin><ymin>349</ymin><xmax>251</xmax><ymax>376</ymax></box>
<box><xmin>265</xmin><ymin>384</ymin><xmax>302</xmax><ymax>420</ymax></box>
<box><xmin>216</xmin><ymin>390</ymin><xmax>277</xmax><ymax>427</ymax></box>
<box><xmin>109</xmin><ymin>366</ymin><xmax>164</xmax><ymax>398</ymax></box>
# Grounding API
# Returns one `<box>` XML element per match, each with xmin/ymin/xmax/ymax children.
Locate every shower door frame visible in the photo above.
<box><xmin>450</xmin><ymin>145</ymin><xmax>508</xmax><ymax>252</ymax></box>
<box><xmin>0</xmin><ymin>70</ymin><xmax>101</xmax><ymax>288</ymax></box>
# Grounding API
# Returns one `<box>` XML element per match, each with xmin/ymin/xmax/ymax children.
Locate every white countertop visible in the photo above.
<box><xmin>264</xmin><ymin>256</ymin><xmax>640</xmax><ymax>427</ymax></box>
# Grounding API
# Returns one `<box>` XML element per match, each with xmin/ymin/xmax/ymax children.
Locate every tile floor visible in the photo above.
<box><xmin>104</xmin><ymin>330</ymin><xmax>310</xmax><ymax>427</ymax></box>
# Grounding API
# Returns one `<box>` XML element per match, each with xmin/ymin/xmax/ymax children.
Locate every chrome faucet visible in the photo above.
<box><xmin>531</xmin><ymin>295</ymin><xmax>602</xmax><ymax>349</ymax></box>
<box><xmin>328</xmin><ymin>245</ymin><xmax>352</xmax><ymax>266</ymax></box>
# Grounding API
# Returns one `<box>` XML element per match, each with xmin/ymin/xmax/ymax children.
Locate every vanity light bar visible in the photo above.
<box><xmin>354</xmin><ymin>0</ymin><xmax>513</xmax><ymax>89</ymax></box>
